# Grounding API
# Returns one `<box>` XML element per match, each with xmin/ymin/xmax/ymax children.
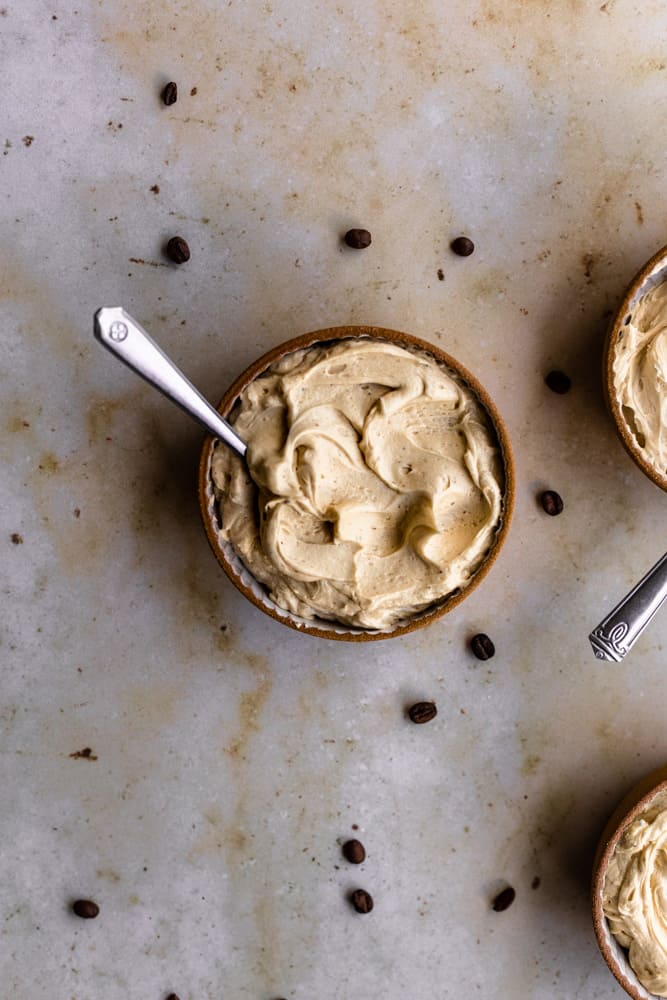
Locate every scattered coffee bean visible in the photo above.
<box><xmin>451</xmin><ymin>235</ymin><xmax>474</xmax><ymax>257</ymax></box>
<box><xmin>408</xmin><ymin>701</ymin><xmax>437</xmax><ymax>724</ymax></box>
<box><xmin>72</xmin><ymin>899</ymin><xmax>99</xmax><ymax>919</ymax></box>
<box><xmin>540</xmin><ymin>490</ymin><xmax>564</xmax><ymax>516</ymax></box>
<box><xmin>492</xmin><ymin>886</ymin><xmax>516</xmax><ymax>912</ymax></box>
<box><xmin>545</xmin><ymin>370</ymin><xmax>571</xmax><ymax>394</ymax></box>
<box><xmin>166</xmin><ymin>994</ymin><xmax>181</xmax><ymax>1000</ymax></box>
<box><xmin>344</xmin><ymin>228</ymin><xmax>372</xmax><ymax>249</ymax></box>
<box><xmin>531</xmin><ymin>876</ymin><xmax>541</xmax><ymax>890</ymax></box>
<box><xmin>162</xmin><ymin>81</ymin><xmax>178</xmax><ymax>106</ymax></box>
<box><xmin>351</xmin><ymin>888</ymin><xmax>373</xmax><ymax>913</ymax></box>
<box><xmin>190</xmin><ymin>86</ymin><xmax>198</xmax><ymax>96</ymax></box>
<box><xmin>342</xmin><ymin>839</ymin><xmax>366</xmax><ymax>864</ymax></box>
<box><xmin>166</xmin><ymin>236</ymin><xmax>190</xmax><ymax>264</ymax></box>
<box><xmin>470</xmin><ymin>633</ymin><xmax>495</xmax><ymax>660</ymax></box>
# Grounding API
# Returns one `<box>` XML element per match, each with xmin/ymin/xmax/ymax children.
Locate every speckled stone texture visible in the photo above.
<box><xmin>3</xmin><ymin>2</ymin><xmax>667</xmax><ymax>998</ymax></box>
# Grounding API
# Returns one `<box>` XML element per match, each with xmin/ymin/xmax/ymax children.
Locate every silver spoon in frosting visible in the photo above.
<box><xmin>93</xmin><ymin>306</ymin><xmax>247</xmax><ymax>458</ymax></box>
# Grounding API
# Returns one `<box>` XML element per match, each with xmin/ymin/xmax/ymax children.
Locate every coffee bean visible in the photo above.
<box><xmin>342</xmin><ymin>839</ymin><xmax>366</xmax><ymax>864</ymax></box>
<box><xmin>408</xmin><ymin>701</ymin><xmax>437</xmax><ymax>724</ymax></box>
<box><xmin>162</xmin><ymin>81</ymin><xmax>178</xmax><ymax>106</ymax></box>
<box><xmin>540</xmin><ymin>490</ymin><xmax>564</xmax><ymax>516</ymax></box>
<box><xmin>531</xmin><ymin>876</ymin><xmax>541</xmax><ymax>890</ymax></box>
<box><xmin>165</xmin><ymin>994</ymin><xmax>181</xmax><ymax>1000</ymax></box>
<box><xmin>72</xmin><ymin>899</ymin><xmax>99</xmax><ymax>919</ymax></box>
<box><xmin>351</xmin><ymin>888</ymin><xmax>373</xmax><ymax>913</ymax></box>
<box><xmin>470</xmin><ymin>633</ymin><xmax>495</xmax><ymax>660</ymax></box>
<box><xmin>451</xmin><ymin>236</ymin><xmax>474</xmax><ymax>257</ymax></box>
<box><xmin>166</xmin><ymin>236</ymin><xmax>190</xmax><ymax>264</ymax></box>
<box><xmin>545</xmin><ymin>370</ymin><xmax>571</xmax><ymax>394</ymax></box>
<box><xmin>344</xmin><ymin>228</ymin><xmax>372</xmax><ymax>249</ymax></box>
<box><xmin>492</xmin><ymin>886</ymin><xmax>516</xmax><ymax>912</ymax></box>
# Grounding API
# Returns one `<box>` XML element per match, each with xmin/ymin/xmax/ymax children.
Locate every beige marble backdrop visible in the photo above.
<box><xmin>3</xmin><ymin>1</ymin><xmax>667</xmax><ymax>997</ymax></box>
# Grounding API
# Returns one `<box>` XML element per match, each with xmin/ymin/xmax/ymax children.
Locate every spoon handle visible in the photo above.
<box><xmin>589</xmin><ymin>551</ymin><xmax>667</xmax><ymax>661</ymax></box>
<box><xmin>94</xmin><ymin>307</ymin><xmax>247</xmax><ymax>458</ymax></box>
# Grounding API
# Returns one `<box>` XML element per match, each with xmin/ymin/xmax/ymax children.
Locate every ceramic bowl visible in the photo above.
<box><xmin>603</xmin><ymin>243</ymin><xmax>667</xmax><ymax>492</ymax></box>
<box><xmin>592</xmin><ymin>766</ymin><xmax>667</xmax><ymax>999</ymax></box>
<box><xmin>198</xmin><ymin>325</ymin><xmax>514</xmax><ymax>641</ymax></box>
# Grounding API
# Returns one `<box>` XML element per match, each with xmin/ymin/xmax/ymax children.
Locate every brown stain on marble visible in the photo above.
<box><xmin>224</xmin><ymin>672</ymin><xmax>273</xmax><ymax>762</ymax></box>
<box><xmin>123</xmin><ymin>683</ymin><xmax>180</xmax><ymax>736</ymax></box>
<box><xmin>37</xmin><ymin>451</ymin><xmax>60</xmax><ymax>475</ymax></box>
<box><xmin>96</xmin><ymin>868</ymin><xmax>121</xmax><ymax>883</ymax></box>
<box><xmin>6</xmin><ymin>415</ymin><xmax>31</xmax><ymax>434</ymax></box>
<box><xmin>85</xmin><ymin>394</ymin><xmax>138</xmax><ymax>445</ymax></box>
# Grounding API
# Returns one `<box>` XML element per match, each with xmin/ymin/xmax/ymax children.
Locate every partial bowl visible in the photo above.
<box><xmin>603</xmin><ymin>243</ymin><xmax>667</xmax><ymax>492</ymax></box>
<box><xmin>198</xmin><ymin>325</ymin><xmax>514</xmax><ymax>641</ymax></box>
<box><xmin>592</xmin><ymin>766</ymin><xmax>667</xmax><ymax>1000</ymax></box>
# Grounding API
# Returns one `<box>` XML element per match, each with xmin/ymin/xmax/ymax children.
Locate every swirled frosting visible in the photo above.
<box><xmin>613</xmin><ymin>281</ymin><xmax>667</xmax><ymax>475</ymax></box>
<box><xmin>603</xmin><ymin>791</ymin><xmax>667</xmax><ymax>996</ymax></box>
<box><xmin>211</xmin><ymin>338</ymin><xmax>504</xmax><ymax>630</ymax></box>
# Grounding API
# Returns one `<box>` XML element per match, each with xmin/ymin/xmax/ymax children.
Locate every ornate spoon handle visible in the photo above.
<box><xmin>589</xmin><ymin>551</ymin><xmax>667</xmax><ymax>661</ymax></box>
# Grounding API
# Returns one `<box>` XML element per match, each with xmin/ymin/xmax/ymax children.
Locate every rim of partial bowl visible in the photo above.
<box><xmin>592</xmin><ymin>766</ymin><xmax>667</xmax><ymax>1000</ymax></box>
<box><xmin>198</xmin><ymin>325</ymin><xmax>515</xmax><ymax>641</ymax></box>
<box><xmin>603</xmin><ymin>243</ymin><xmax>667</xmax><ymax>493</ymax></box>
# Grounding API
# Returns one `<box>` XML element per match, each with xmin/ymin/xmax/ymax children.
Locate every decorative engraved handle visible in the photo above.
<box><xmin>94</xmin><ymin>306</ymin><xmax>247</xmax><ymax>458</ymax></box>
<box><xmin>589</xmin><ymin>552</ymin><xmax>667</xmax><ymax>661</ymax></box>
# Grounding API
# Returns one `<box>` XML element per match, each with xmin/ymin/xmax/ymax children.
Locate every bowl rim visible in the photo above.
<box><xmin>603</xmin><ymin>242</ymin><xmax>667</xmax><ymax>493</ymax></box>
<box><xmin>198</xmin><ymin>324</ymin><xmax>515</xmax><ymax>641</ymax></box>
<box><xmin>591</xmin><ymin>765</ymin><xmax>667</xmax><ymax>1000</ymax></box>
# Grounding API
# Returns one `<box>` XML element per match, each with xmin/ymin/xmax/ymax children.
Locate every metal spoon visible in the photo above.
<box><xmin>589</xmin><ymin>552</ymin><xmax>667</xmax><ymax>661</ymax></box>
<box><xmin>93</xmin><ymin>306</ymin><xmax>247</xmax><ymax>458</ymax></box>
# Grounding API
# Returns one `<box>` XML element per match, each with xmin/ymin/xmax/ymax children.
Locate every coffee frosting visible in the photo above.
<box><xmin>613</xmin><ymin>281</ymin><xmax>667</xmax><ymax>475</ymax></box>
<box><xmin>603</xmin><ymin>791</ymin><xmax>667</xmax><ymax>997</ymax></box>
<box><xmin>211</xmin><ymin>338</ymin><xmax>504</xmax><ymax>630</ymax></box>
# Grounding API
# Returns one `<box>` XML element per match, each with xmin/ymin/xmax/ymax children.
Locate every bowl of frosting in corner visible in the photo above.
<box><xmin>604</xmin><ymin>243</ymin><xmax>667</xmax><ymax>492</ymax></box>
<box><xmin>198</xmin><ymin>325</ymin><xmax>514</xmax><ymax>640</ymax></box>
<box><xmin>593</xmin><ymin>766</ymin><xmax>667</xmax><ymax>999</ymax></box>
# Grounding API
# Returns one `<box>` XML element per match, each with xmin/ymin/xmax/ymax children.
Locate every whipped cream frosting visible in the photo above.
<box><xmin>613</xmin><ymin>280</ymin><xmax>667</xmax><ymax>475</ymax></box>
<box><xmin>211</xmin><ymin>338</ymin><xmax>504</xmax><ymax>630</ymax></box>
<box><xmin>603</xmin><ymin>791</ymin><xmax>667</xmax><ymax>997</ymax></box>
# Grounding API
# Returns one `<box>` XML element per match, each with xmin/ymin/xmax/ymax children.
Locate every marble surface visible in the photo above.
<box><xmin>3</xmin><ymin>1</ymin><xmax>667</xmax><ymax>997</ymax></box>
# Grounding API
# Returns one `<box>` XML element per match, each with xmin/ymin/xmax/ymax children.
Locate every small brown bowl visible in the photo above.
<box><xmin>603</xmin><ymin>243</ymin><xmax>667</xmax><ymax>492</ymax></box>
<box><xmin>198</xmin><ymin>325</ymin><xmax>514</xmax><ymax>641</ymax></box>
<box><xmin>592</xmin><ymin>766</ymin><xmax>667</xmax><ymax>999</ymax></box>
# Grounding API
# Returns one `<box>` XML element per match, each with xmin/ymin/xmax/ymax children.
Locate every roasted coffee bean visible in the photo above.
<box><xmin>162</xmin><ymin>81</ymin><xmax>178</xmax><ymax>106</ymax></box>
<box><xmin>72</xmin><ymin>899</ymin><xmax>99</xmax><ymax>919</ymax></box>
<box><xmin>471</xmin><ymin>633</ymin><xmax>495</xmax><ymax>660</ymax></box>
<box><xmin>342</xmin><ymin>839</ymin><xmax>366</xmax><ymax>864</ymax></box>
<box><xmin>545</xmin><ymin>370</ymin><xmax>571</xmax><ymax>394</ymax></box>
<box><xmin>451</xmin><ymin>236</ymin><xmax>474</xmax><ymax>257</ymax></box>
<box><xmin>351</xmin><ymin>888</ymin><xmax>373</xmax><ymax>913</ymax></box>
<box><xmin>166</xmin><ymin>236</ymin><xmax>190</xmax><ymax>264</ymax></box>
<box><xmin>408</xmin><ymin>701</ymin><xmax>437</xmax><ymax>724</ymax></box>
<box><xmin>166</xmin><ymin>994</ymin><xmax>181</xmax><ymax>1000</ymax></box>
<box><xmin>492</xmin><ymin>886</ymin><xmax>516</xmax><ymax>912</ymax></box>
<box><xmin>344</xmin><ymin>228</ymin><xmax>372</xmax><ymax>249</ymax></box>
<box><xmin>540</xmin><ymin>490</ymin><xmax>564</xmax><ymax>516</ymax></box>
